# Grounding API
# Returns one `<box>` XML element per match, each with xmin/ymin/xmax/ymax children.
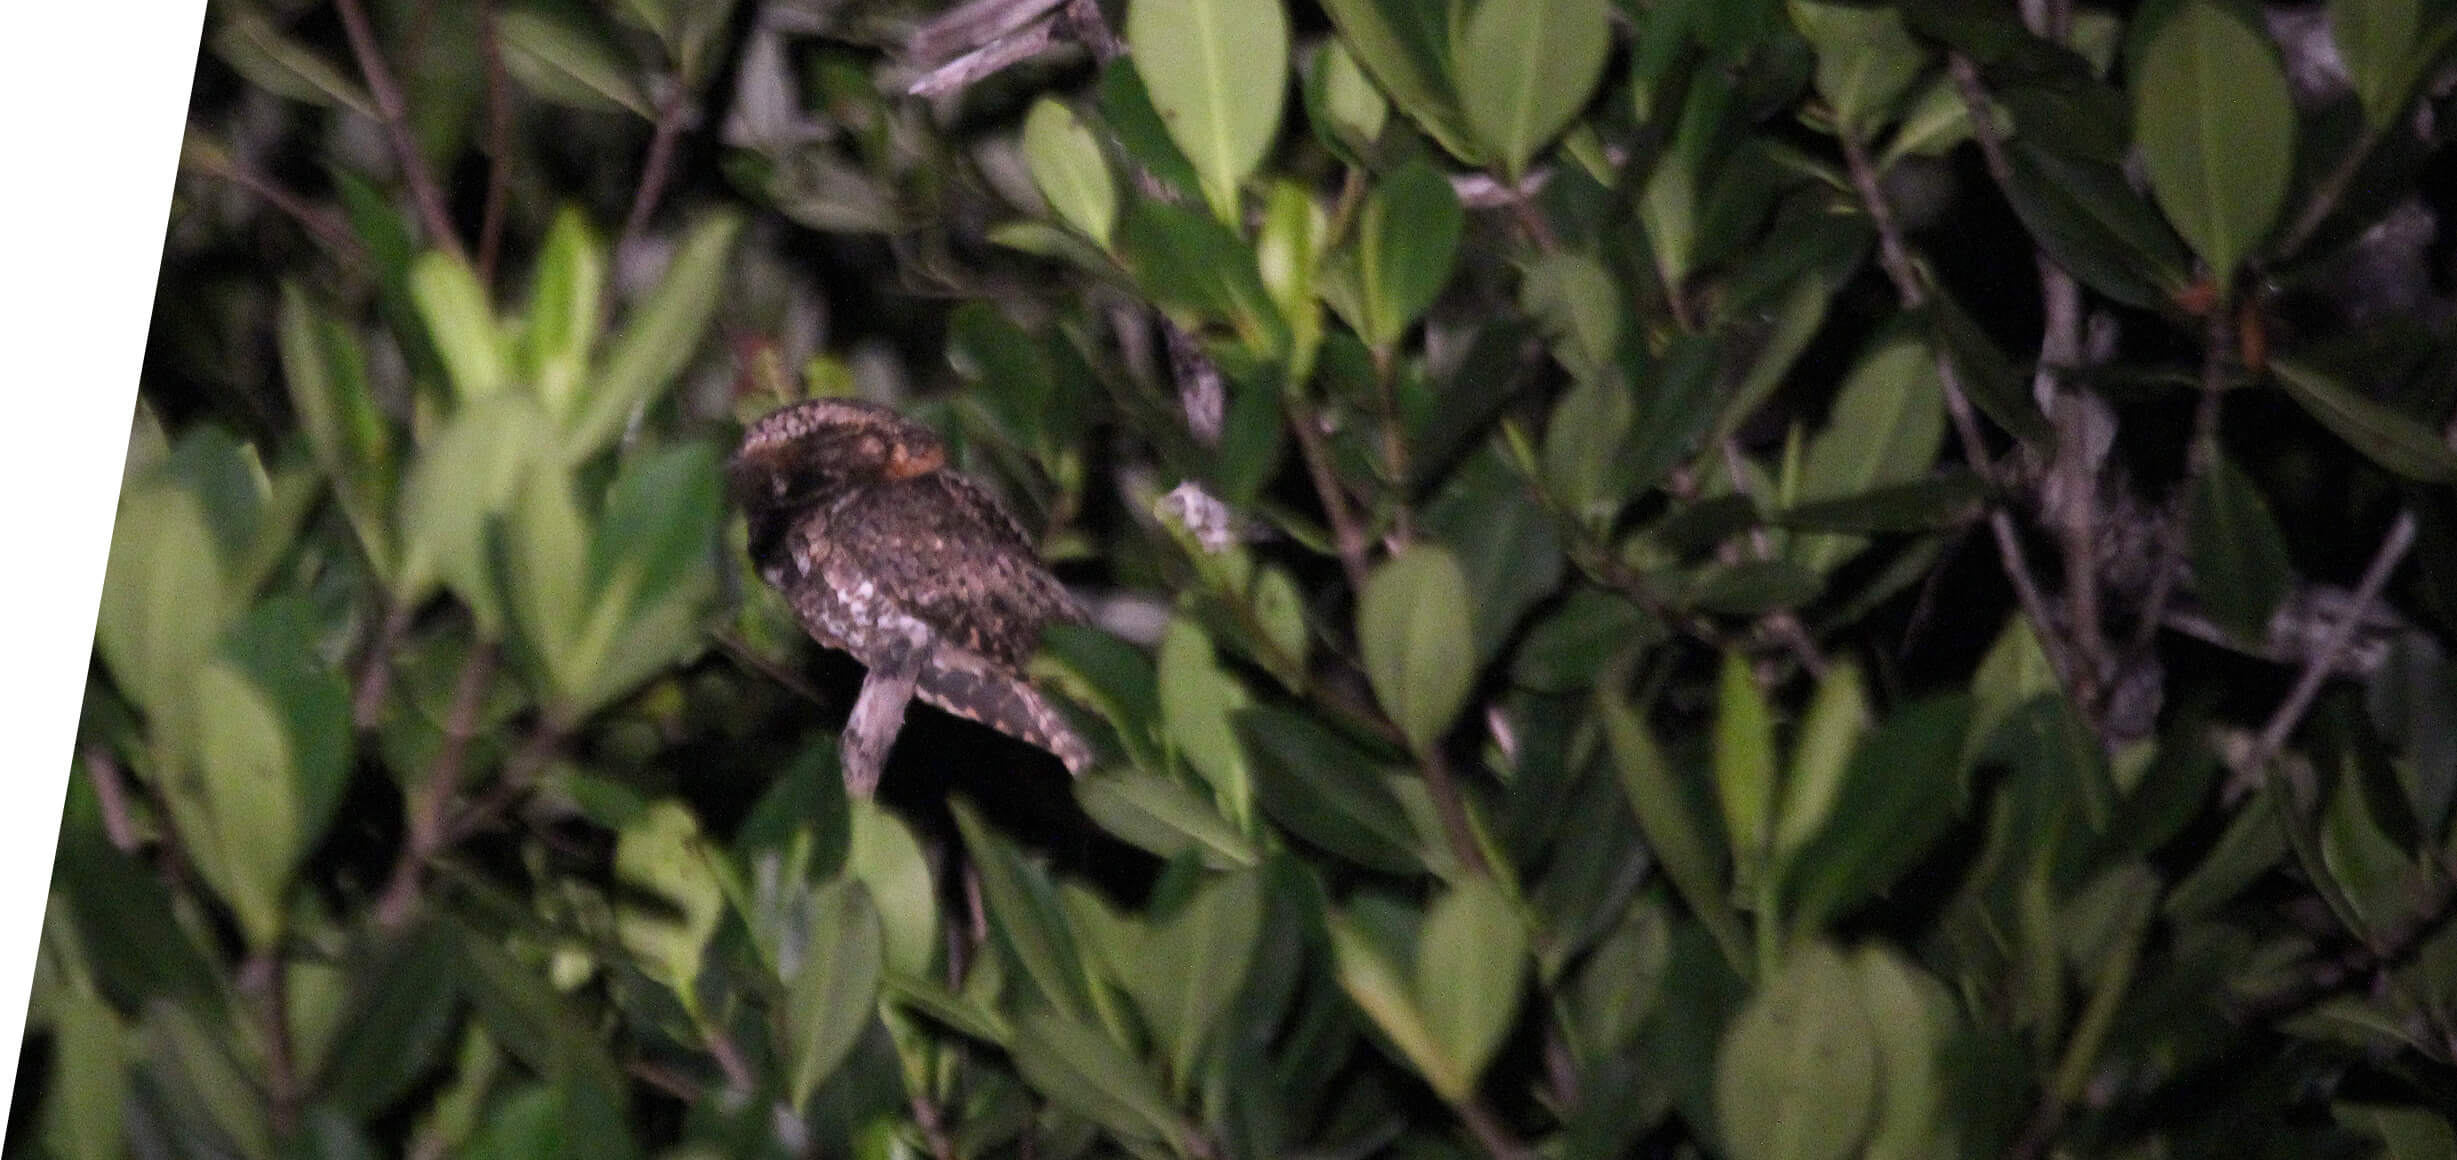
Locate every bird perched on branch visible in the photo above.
<box><xmin>729</xmin><ymin>398</ymin><xmax>1092</xmax><ymax>794</ymax></box>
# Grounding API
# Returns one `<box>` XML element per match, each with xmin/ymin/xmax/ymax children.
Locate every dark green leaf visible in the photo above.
<box><xmin>1782</xmin><ymin>695</ymin><xmax>1973</xmax><ymax>930</ymax></box>
<box><xmin>1238</xmin><ymin>706</ymin><xmax>1422</xmax><ymax>875</ymax></box>
<box><xmin>2270</xmin><ymin>355</ymin><xmax>2457</xmax><ymax>483</ymax></box>
<box><xmin>1355</xmin><ymin>161</ymin><xmax>1462</xmax><ymax>348</ymax></box>
<box><xmin>1774</xmin><ymin>473</ymin><xmax>1987</xmax><ymax>533</ymax></box>
<box><xmin>2187</xmin><ymin>449</ymin><xmax>2295</xmax><ymax>644</ymax></box>
<box><xmin>1318</xmin><ymin>0</ymin><xmax>1479</xmax><ymax>161</ymax></box>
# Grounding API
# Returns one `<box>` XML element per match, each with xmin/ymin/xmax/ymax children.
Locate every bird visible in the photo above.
<box><xmin>728</xmin><ymin>397</ymin><xmax>1094</xmax><ymax>795</ymax></box>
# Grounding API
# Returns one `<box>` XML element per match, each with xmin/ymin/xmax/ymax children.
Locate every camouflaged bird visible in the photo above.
<box><xmin>730</xmin><ymin>398</ymin><xmax>1093</xmax><ymax>795</ymax></box>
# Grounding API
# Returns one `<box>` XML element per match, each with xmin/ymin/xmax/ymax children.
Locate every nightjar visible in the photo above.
<box><xmin>729</xmin><ymin>398</ymin><xmax>1093</xmax><ymax>794</ymax></box>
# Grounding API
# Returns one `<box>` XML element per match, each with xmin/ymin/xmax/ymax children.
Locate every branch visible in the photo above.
<box><xmin>334</xmin><ymin>0</ymin><xmax>466</xmax><ymax>261</ymax></box>
<box><xmin>1837</xmin><ymin>126</ymin><xmax>2078</xmax><ymax>696</ymax></box>
<box><xmin>1287</xmin><ymin>397</ymin><xmax>1373</xmax><ymax>593</ymax></box>
<box><xmin>474</xmin><ymin>0</ymin><xmax>513</xmax><ymax>283</ymax></box>
<box><xmin>619</xmin><ymin>83</ymin><xmax>691</xmax><ymax>256</ymax></box>
<box><xmin>2238</xmin><ymin>511</ymin><xmax>2417</xmax><ymax>782</ymax></box>
<box><xmin>183</xmin><ymin>132</ymin><xmax>368</xmax><ymax>264</ymax></box>
<box><xmin>2128</xmin><ymin>307</ymin><xmax>2232</xmax><ymax>661</ymax></box>
<box><xmin>2231</xmin><ymin>850</ymin><xmax>2457</xmax><ymax>1024</ymax></box>
<box><xmin>375</xmin><ymin>638</ymin><xmax>499</xmax><ymax>931</ymax></box>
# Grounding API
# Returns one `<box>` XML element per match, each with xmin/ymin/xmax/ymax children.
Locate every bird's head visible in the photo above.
<box><xmin>729</xmin><ymin>398</ymin><xmax>947</xmax><ymax>515</ymax></box>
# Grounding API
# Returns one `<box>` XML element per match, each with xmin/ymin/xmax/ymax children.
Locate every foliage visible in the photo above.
<box><xmin>23</xmin><ymin>0</ymin><xmax>2457</xmax><ymax>1157</ymax></box>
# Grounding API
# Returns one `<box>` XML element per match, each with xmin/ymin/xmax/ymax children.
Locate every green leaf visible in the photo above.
<box><xmin>1521</xmin><ymin>251</ymin><xmax>1623</xmax><ymax>385</ymax></box>
<box><xmin>1305</xmin><ymin>38</ymin><xmax>1391</xmax><ymax>160</ymax></box>
<box><xmin>2270</xmin><ymin>355</ymin><xmax>2457</xmax><ymax>483</ymax></box>
<box><xmin>1714</xmin><ymin>653</ymin><xmax>1779</xmax><ymax>890</ymax></box>
<box><xmin>1774</xmin><ymin>663</ymin><xmax>1868</xmax><ymax>861</ymax></box>
<box><xmin>1773</xmin><ymin>473</ymin><xmax>1986</xmax><ymax>533</ymax></box>
<box><xmin>1928</xmin><ymin>291</ymin><xmax>2055</xmax><ymax>451</ymax></box>
<box><xmin>847</xmin><ymin>799</ymin><xmax>938</xmax><ymax>978</ymax></box>
<box><xmin>2134</xmin><ymin>2</ymin><xmax>2295</xmax><ymax>283</ymax></box>
<box><xmin>1023</xmin><ymin>98</ymin><xmax>1119</xmax><ymax>247</ymax></box>
<box><xmin>1454</xmin><ymin>0</ymin><xmax>1612</xmax><ymax>180</ymax></box>
<box><xmin>1782</xmin><ymin>696</ymin><xmax>1973</xmax><ymax>931</ymax></box>
<box><xmin>210</xmin><ymin>12</ymin><xmax>374</xmax><ymax>116</ymax></box>
<box><xmin>315</xmin><ymin>926</ymin><xmax>463</xmax><ymax>1117</ymax></box>
<box><xmin>614</xmin><ymin>801</ymin><xmax>727</xmax><ymax>1003</ymax></box>
<box><xmin>1257</xmin><ymin>181</ymin><xmax>1329</xmax><ymax>381</ymax></box>
<box><xmin>409</xmin><ymin>252</ymin><xmax>509</xmax><ymax>404</ymax></box>
<box><xmin>1156</xmin><ymin>618</ymin><xmax>1255</xmax><ymax>817</ymax></box>
<box><xmin>1358</xmin><ymin>544</ymin><xmax>1478</xmax><ymax>751</ymax></box>
<box><xmin>2333</xmin><ymin>0</ymin><xmax>2423</xmax><ymax>130</ymax></box>
<box><xmin>1115</xmin><ymin>199</ymin><xmax>1290</xmax><ymax>355</ymax></box>
<box><xmin>497</xmin><ymin>6</ymin><xmax>652</xmax><ymax>117</ymax></box>
<box><xmin>1421</xmin><ymin>447</ymin><xmax>1566</xmax><ymax>668</ymax></box>
<box><xmin>1598</xmin><ymin>676</ymin><xmax>1750</xmax><ymax>972</ymax></box>
<box><xmin>1327</xmin><ymin>906</ymin><xmax>1458</xmax><ymax>1093</ymax></box>
<box><xmin>1792</xmin><ymin>332</ymin><xmax>1947</xmax><ymax>573</ymax></box>
<box><xmin>1318</xmin><ymin>0</ymin><xmax>1480</xmax><ymax>162</ymax></box>
<box><xmin>41</xmin><ymin>982</ymin><xmax>127</xmax><ymax>1160</ymax></box>
<box><xmin>521</xmin><ymin>208</ymin><xmax>606</xmax><ymax>419</ymax></box>
<box><xmin>2000</xmin><ymin>140</ymin><xmax>2194</xmax><ymax>311</ymax></box>
<box><xmin>1355</xmin><ymin>160</ymin><xmax>1463</xmax><ymax>348</ymax></box>
<box><xmin>953</xmin><ymin>801</ymin><xmax>1096</xmax><ymax>1017</ymax></box>
<box><xmin>1010</xmin><ymin>1005</ymin><xmax>1189</xmax><ymax>1144</ymax></box>
<box><xmin>1790</xmin><ymin>0</ymin><xmax>1929</xmax><ymax>140</ymax></box>
<box><xmin>782</xmin><ymin>881</ymin><xmax>885</xmax><ymax>1108</ymax></box>
<box><xmin>568</xmin><ymin>212</ymin><xmax>741</xmax><ymax>461</ymax></box>
<box><xmin>1126</xmin><ymin>0</ymin><xmax>1289</xmax><ymax>221</ymax></box>
<box><xmin>1851</xmin><ymin>946</ymin><xmax>1957</xmax><ymax>1159</ymax></box>
<box><xmin>1512</xmin><ymin>589</ymin><xmax>1663</xmax><ymax>693</ymax></box>
<box><xmin>1077</xmin><ymin>768</ymin><xmax>1260</xmax><ymax>868</ymax></box>
<box><xmin>1238</xmin><ymin>705</ymin><xmax>1422</xmax><ymax>875</ymax></box>
<box><xmin>1714</xmin><ymin>942</ymin><xmax>1880</xmax><ymax>1160</ymax></box>
<box><xmin>1130</xmin><ymin>869</ymin><xmax>1267</xmax><ymax>1078</ymax></box>
<box><xmin>2188</xmin><ymin>449</ymin><xmax>2294</xmax><ymax>645</ymax></box>
<box><xmin>277</xmin><ymin>285</ymin><xmax>397</xmax><ymax>578</ymax></box>
<box><xmin>97</xmin><ymin>473</ymin><xmax>238</xmax><ymax>725</ymax></box>
<box><xmin>1414</xmin><ymin>877</ymin><xmax>1528</xmax><ymax>1100</ymax></box>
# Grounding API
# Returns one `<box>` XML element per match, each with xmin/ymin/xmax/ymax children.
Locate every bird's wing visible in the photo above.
<box><xmin>823</xmin><ymin>472</ymin><xmax>1082</xmax><ymax>669</ymax></box>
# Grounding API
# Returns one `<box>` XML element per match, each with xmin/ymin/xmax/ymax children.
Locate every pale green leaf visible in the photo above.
<box><xmin>1126</xmin><ymin>0</ymin><xmax>1290</xmax><ymax>221</ymax></box>
<box><xmin>1455</xmin><ymin>0</ymin><xmax>1612</xmax><ymax>180</ymax></box>
<box><xmin>2135</xmin><ymin>2</ymin><xmax>2295</xmax><ymax>283</ymax></box>
<box><xmin>1358</xmin><ymin>544</ymin><xmax>1478</xmax><ymax>751</ymax></box>
<box><xmin>1415</xmin><ymin>878</ymin><xmax>1528</xmax><ymax>1101</ymax></box>
<box><xmin>1714</xmin><ymin>942</ymin><xmax>1880</xmax><ymax>1160</ymax></box>
<box><xmin>1023</xmin><ymin>98</ymin><xmax>1119</xmax><ymax>247</ymax></box>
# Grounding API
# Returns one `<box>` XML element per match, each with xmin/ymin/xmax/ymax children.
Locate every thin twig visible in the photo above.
<box><xmin>2241</xmin><ymin>511</ymin><xmax>2417</xmax><ymax>780</ymax></box>
<box><xmin>2232</xmin><ymin>855</ymin><xmax>2457</xmax><ymax>1024</ymax></box>
<box><xmin>474</xmin><ymin>0</ymin><xmax>513</xmax><ymax>284</ymax></box>
<box><xmin>2277</xmin><ymin>117</ymin><xmax>2390</xmax><ymax>260</ymax></box>
<box><xmin>1287</xmin><ymin>398</ymin><xmax>1373</xmax><ymax>593</ymax></box>
<box><xmin>620</xmin><ymin>84</ymin><xmax>691</xmax><ymax>255</ymax></box>
<box><xmin>352</xmin><ymin>600</ymin><xmax>417</xmax><ymax>731</ymax></box>
<box><xmin>241</xmin><ymin>950</ymin><xmax>303</xmax><ymax>1140</ymax></box>
<box><xmin>1837</xmin><ymin>126</ymin><xmax>2078</xmax><ymax>695</ymax></box>
<box><xmin>184</xmin><ymin>136</ymin><xmax>369</xmax><ymax>264</ymax></box>
<box><xmin>2128</xmin><ymin>308</ymin><xmax>2233</xmax><ymax>660</ymax></box>
<box><xmin>1419</xmin><ymin>745</ymin><xmax>1491</xmax><ymax>878</ymax></box>
<box><xmin>82</xmin><ymin>746</ymin><xmax>143</xmax><ymax>854</ymax></box>
<box><xmin>1952</xmin><ymin>54</ymin><xmax>2114</xmax><ymax>724</ymax></box>
<box><xmin>1454</xmin><ymin>1093</ymin><xmax>1531</xmax><ymax>1160</ymax></box>
<box><xmin>333</xmin><ymin>0</ymin><xmax>466</xmax><ymax>261</ymax></box>
<box><xmin>375</xmin><ymin>638</ymin><xmax>500</xmax><ymax>931</ymax></box>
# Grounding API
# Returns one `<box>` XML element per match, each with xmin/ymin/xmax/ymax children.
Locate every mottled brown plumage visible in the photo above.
<box><xmin>730</xmin><ymin>398</ymin><xmax>1091</xmax><ymax>793</ymax></box>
